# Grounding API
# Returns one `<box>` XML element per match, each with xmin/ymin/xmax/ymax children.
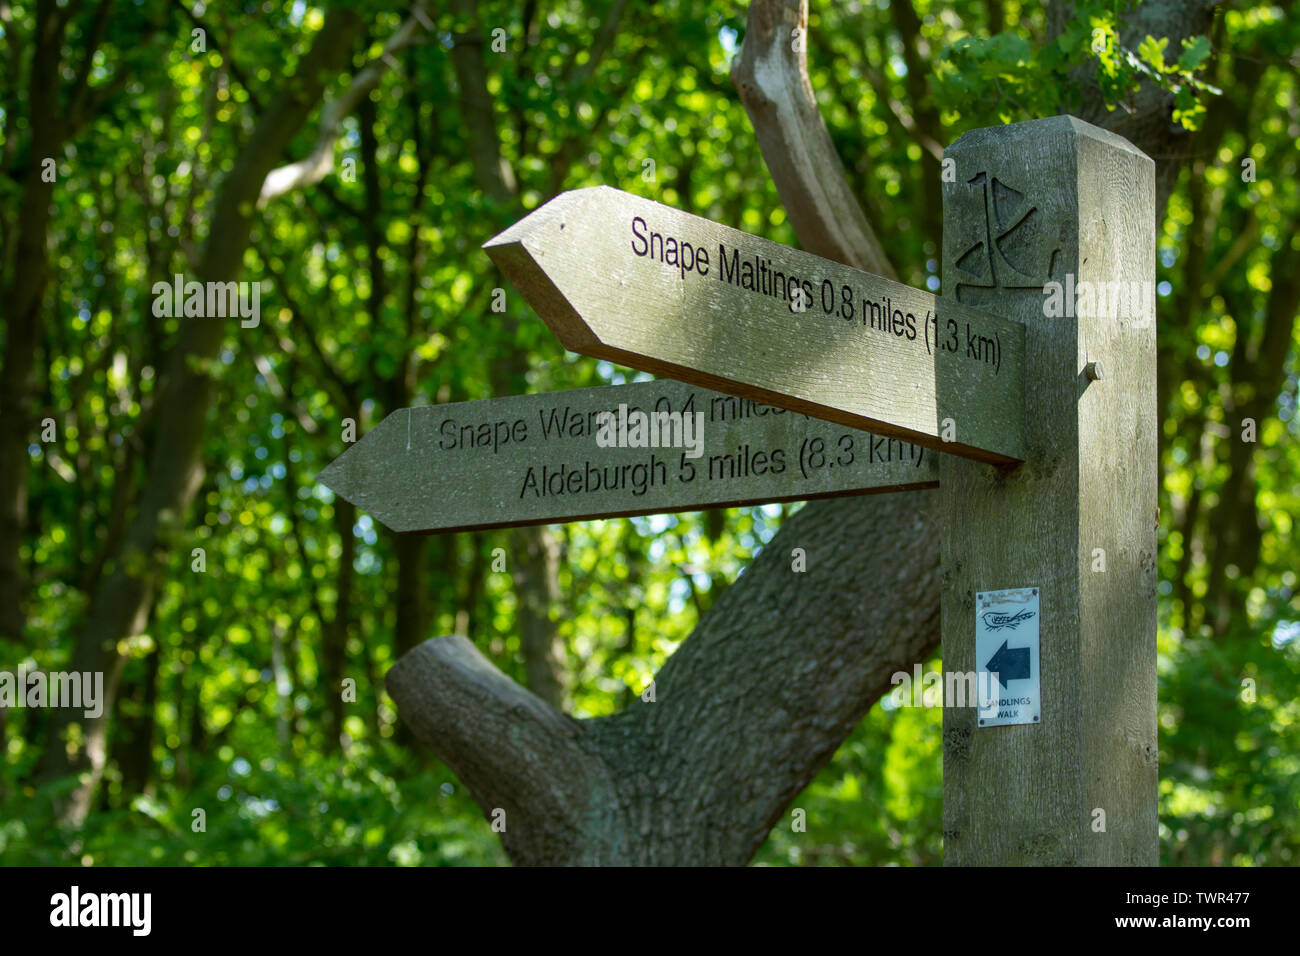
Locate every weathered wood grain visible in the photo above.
<box><xmin>484</xmin><ymin>186</ymin><xmax>1026</xmax><ymax>464</ymax></box>
<box><xmin>940</xmin><ymin>115</ymin><xmax>1158</xmax><ymax>865</ymax></box>
<box><xmin>317</xmin><ymin>379</ymin><xmax>937</xmax><ymax>533</ymax></box>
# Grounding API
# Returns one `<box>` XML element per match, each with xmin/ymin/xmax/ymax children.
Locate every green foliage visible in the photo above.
<box><xmin>3</xmin><ymin>748</ymin><xmax>505</xmax><ymax>866</ymax></box>
<box><xmin>933</xmin><ymin>2</ymin><xmax>1219</xmax><ymax>129</ymax></box>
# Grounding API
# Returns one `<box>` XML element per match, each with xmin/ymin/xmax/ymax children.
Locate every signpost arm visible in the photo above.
<box><xmin>939</xmin><ymin>116</ymin><xmax>1158</xmax><ymax>865</ymax></box>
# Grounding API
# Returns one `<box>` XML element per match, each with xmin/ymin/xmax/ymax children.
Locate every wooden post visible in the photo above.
<box><xmin>940</xmin><ymin>116</ymin><xmax>1158</xmax><ymax>865</ymax></box>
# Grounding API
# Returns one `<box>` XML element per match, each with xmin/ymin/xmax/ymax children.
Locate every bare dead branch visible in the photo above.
<box><xmin>258</xmin><ymin>1</ymin><xmax>432</xmax><ymax>206</ymax></box>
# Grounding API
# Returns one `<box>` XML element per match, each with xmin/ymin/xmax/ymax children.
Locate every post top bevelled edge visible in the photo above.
<box><xmin>944</xmin><ymin>114</ymin><xmax>1152</xmax><ymax>165</ymax></box>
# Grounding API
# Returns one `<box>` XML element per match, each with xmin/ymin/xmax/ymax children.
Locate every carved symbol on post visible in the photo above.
<box><xmin>950</xmin><ymin>174</ymin><xmax>1064</xmax><ymax>311</ymax></box>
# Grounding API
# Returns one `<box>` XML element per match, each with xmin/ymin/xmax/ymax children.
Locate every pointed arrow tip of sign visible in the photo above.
<box><xmin>311</xmin><ymin>414</ymin><xmax>423</xmax><ymax>534</ymax></box>
<box><xmin>481</xmin><ymin>225</ymin><xmax>515</xmax><ymax>251</ymax></box>
<box><xmin>315</xmin><ymin>461</ymin><xmax>405</xmax><ymax>532</ymax></box>
<box><xmin>478</xmin><ymin>203</ymin><xmax>604</xmax><ymax>354</ymax></box>
<box><xmin>314</xmin><ymin>461</ymin><xmax>344</xmax><ymax>497</ymax></box>
<box><xmin>314</xmin><ymin>441</ymin><xmax>369</xmax><ymax>503</ymax></box>
<box><xmin>482</xmin><ymin>200</ymin><xmax>551</xmax><ymax>252</ymax></box>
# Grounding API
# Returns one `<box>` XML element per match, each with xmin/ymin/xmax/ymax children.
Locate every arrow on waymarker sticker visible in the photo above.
<box><xmin>985</xmin><ymin>640</ymin><xmax>1031</xmax><ymax>690</ymax></box>
<box><xmin>484</xmin><ymin>186</ymin><xmax>1026</xmax><ymax>464</ymax></box>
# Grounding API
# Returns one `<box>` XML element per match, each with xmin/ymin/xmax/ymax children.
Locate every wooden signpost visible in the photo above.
<box><xmin>326</xmin><ymin>114</ymin><xmax>1157</xmax><ymax>866</ymax></box>
<box><xmin>483</xmin><ymin>186</ymin><xmax>1027</xmax><ymax>464</ymax></box>
<box><xmin>317</xmin><ymin>379</ymin><xmax>935</xmax><ymax>533</ymax></box>
<box><xmin>938</xmin><ymin>117</ymin><xmax>1157</xmax><ymax>865</ymax></box>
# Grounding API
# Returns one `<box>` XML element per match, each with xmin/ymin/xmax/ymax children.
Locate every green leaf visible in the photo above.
<box><xmin>1138</xmin><ymin>34</ymin><xmax>1170</xmax><ymax>73</ymax></box>
<box><xmin>1178</xmin><ymin>35</ymin><xmax>1213</xmax><ymax>72</ymax></box>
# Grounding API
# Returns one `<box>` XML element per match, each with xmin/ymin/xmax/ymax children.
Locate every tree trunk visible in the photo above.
<box><xmin>507</xmin><ymin>525</ymin><xmax>566</xmax><ymax>709</ymax></box>
<box><xmin>450</xmin><ymin>0</ymin><xmax>569</xmax><ymax>707</ymax></box>
<box><xmin>0</xmin><ymin>2</ymin><xmax>69</xmax><ymax>643</ymax></box>
<box><xmin>115</xmin><ymin>646</ymin><xmax>162</xmax><ymax>797</ymax></box>
<box><xmin>389</xmin><ymin>492</ymin><xmax>941</xmax><ymax>864</ymax></box>
<box><xmin>323</xmin><ymin>498</ymin><xmax>356</xmax><ymax>748</ymax></box>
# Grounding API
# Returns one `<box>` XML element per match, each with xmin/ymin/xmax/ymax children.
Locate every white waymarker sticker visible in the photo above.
<box><xmin>976</xmin><ymin>587</ymin><xmax>1041</xmax><ymax>728</ymax></box>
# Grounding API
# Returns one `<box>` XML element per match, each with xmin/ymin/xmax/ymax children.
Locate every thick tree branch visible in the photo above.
<box><xmin>390</xmin><ymin>492</ymin><xmax>941</xmax><ymax>864</ymax></box>
<box><xmin>730</xmin><ymin>0</ymin><xmax>896</xmax><ymax>278</ymax></box>
<box><xmin>387</xmin><ymin>635</ymin><xmax>617</xmax><ymax>864</ymax></box>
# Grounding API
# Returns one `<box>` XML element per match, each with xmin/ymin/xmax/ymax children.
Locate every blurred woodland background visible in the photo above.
<box><xmin>0</xmin><ymin>0</ymin><xmax>1297</xmax><ymax>865</ymax></box>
